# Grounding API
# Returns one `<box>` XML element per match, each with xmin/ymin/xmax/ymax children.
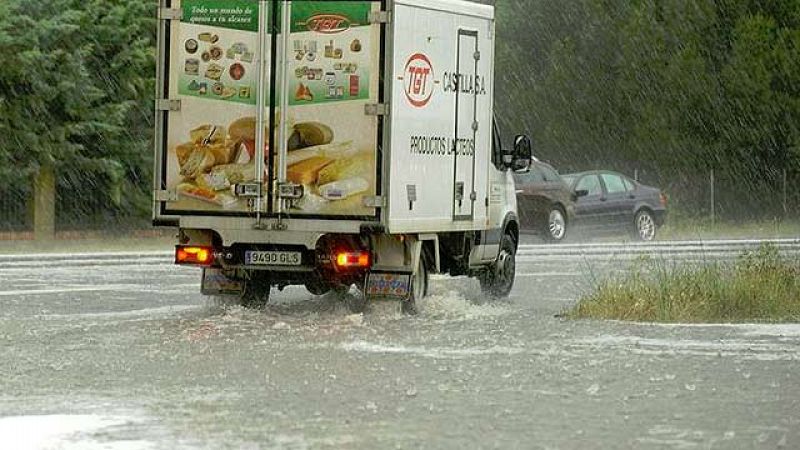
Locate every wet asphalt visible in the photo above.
<box><xmin>0</xmin><ymin>240</ymin><xmax>798</xmax><ymax>449</ymax></box>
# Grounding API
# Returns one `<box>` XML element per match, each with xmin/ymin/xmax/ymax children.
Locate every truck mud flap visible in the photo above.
<box><xmin>365</xmin><ymin>270</ymin><xmax>412</xmax><ymax>301</ymax></box>
<box><xmin>201</xmin><ymin>268</ymin><xmax>244</xmax><ymax>296</ymax></box>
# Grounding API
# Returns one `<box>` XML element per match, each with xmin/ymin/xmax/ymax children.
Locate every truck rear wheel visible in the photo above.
<box><xmin>305</xmin><ymin>281</ymin><xmax>332</xmax><ymax>296</ymax></box>
<box><xmin>241</xmin><ymin>271</ymin><xmax>271</xmax><ymax>309</ymax></box>
<box><xmin>479</xmin><ymin>233</ymin><xmax>516</xmax><ymax>298</ymax></box>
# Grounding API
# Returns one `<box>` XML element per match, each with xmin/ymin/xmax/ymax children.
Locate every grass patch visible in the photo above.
<box><xmin>659</xmin><ymin>217</ymin><xmax>800</xmax><ymax>241</ymax></box>
<box><xmin>568</xmin><ymin>245</ymin><xmax>800</xmax><ymax>323</ymax></box>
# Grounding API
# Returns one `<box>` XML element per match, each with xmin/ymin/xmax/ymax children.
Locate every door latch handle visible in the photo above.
<box><xmin>455</xmin><ymin>182</ymin><xmax>465</xmax><ymax>208</ymax></box>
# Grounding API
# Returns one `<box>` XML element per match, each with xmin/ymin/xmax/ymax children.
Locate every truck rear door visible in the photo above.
<box><xmin>154</xmin><ymin>1</ymin><xmax>384</xmax><ymax>224</ymax></box>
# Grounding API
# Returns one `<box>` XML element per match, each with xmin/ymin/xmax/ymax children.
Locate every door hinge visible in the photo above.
<box><xmin>156</xmin><ymin>99</ymin><xmax>182</xmax><ymax>112</ymax></box>
<box><xmin>474</xmin><ymin>50</ymin><xmax>481</xmax><ymax>61</ymax></box>
<box><xmin>472</xmin><ymin>121</ymin><xmax>479</xmax><ymax>132</ymax></box>
<box><xmin>369</xmin><ymin>11</ymin><xmax>392</xmax><ymax>24</ymax></box>
<box><xmin>158</xmin><ymin>7</ymin><xmax>183</xmax><ymax>21</ymax></box>
<box><xmin>365</xmin><ymin>103</ymin><xmax>390</xmax><ymax>116</ymax></box>
<box><xmin>154</xmin><ymin>189</ymin><xmax>179</xmax><ymax>202</ymax></box>
<box><xmin>362</xmin><ymin>196</ymin><xmax>386</xmax><ymax>208</ymax></box>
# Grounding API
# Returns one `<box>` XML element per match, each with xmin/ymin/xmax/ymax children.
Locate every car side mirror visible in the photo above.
<box><xmin>574</xmin><ymin>189</ymin><xmax>589</xmax><ymax>198</ymax></box>
<box><xmin>510</xmin><ymin>135</ymin><xmax>532</xmax><ymax>172</ymax></box>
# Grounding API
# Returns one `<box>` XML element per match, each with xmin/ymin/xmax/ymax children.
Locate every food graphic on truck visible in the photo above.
<box><xmin>154</xmin><ymin>0</ymin><xmax>533</xmax><ymax>312</ymax></box>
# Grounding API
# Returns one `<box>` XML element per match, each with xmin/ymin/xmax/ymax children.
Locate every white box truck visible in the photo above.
<box><xmin>153</xmin><ymin>0</ymin><xmax>532</xmax><ymax>312</ymax></box>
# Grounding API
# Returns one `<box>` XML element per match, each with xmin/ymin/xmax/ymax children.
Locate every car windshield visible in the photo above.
<box><xmin>562</xmin><ymin>174</ymin><xmax>577</xmax><ymax>186</ymax></box>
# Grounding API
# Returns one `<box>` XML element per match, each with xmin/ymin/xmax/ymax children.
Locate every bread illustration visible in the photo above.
<box><xmin>287</xmin><ymin>156</ymin><xmax>334</xmax><ymax>185</ymax></box>
<box><xmin>288</xmin><ymin>122</ymin><xmax>334</xmax><ymax>151</ymax></box>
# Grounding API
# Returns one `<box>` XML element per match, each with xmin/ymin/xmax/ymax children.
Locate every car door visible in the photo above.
<box><xmin>540</xmin><ymin>164</ymin><xmax>565</xmax><ymax>201</ymax></box>
<box><xmin>573</xmin><ymin>174</ymin><xmax>605</xmax><ymax>230</ymax></box>
<box><xmin>513</xmin><ymin>165</ymin><xmax>546</xmax><ymax>232</ymax></box>
<box><xmin>599</xmin><ymin>173</ymin><xmax>632</xmax><ymax>227</ymax></box>
<box><xmin>621</xmin><ymin>176</ymin><xmax>640</xmax><ymax>223</ymax></box>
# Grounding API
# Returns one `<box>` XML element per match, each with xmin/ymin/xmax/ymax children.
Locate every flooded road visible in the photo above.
<box><xmin>0</xmin><ymin>241</ymin><xmax>798</xmax><ymax>449</ymax></box>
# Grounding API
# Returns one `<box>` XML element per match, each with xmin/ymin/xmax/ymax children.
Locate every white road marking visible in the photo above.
<box><xmin>0</xmin><ymin>283</ymin><xmax>200</xmax><ymax>298</ymax></box>
<box><xmin>574</xmin><ymin>335</ymin><xmax>800</xmax><ymax>361</ymax></box>
<box><xmin>35</xmin><ymin>305</ymin><xmax>202</xmax><ymax>321</ymax></box>
<box><xmin>339</xmin><ymin>341</ymin><xmax>525</xmax><ymax>359</ymax></box>
<box><xmin>624</xmin><ymin>321</ymin><xmax>800</xmax><ymax>337</ymax></box>
<box><xmin>516</xmin><ymin>272</ymin><xmax>580</xmax><ymax>277</ymax></box>
<box><xmin>0</xmin><ymin>286</ymin><xmax>139</xmax><ymax>297</ymax></box>
<box><xmin>0</xmin><ymin>414</ymin><xmax>150</xmax><ymax>450</ymax></box>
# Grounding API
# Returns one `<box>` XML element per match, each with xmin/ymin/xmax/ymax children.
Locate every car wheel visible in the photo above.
<box><xmin>633</xmin><ymin>209</ymin><xmax>657</xmax><ymax>241</ymax></box>
<box><xmin>542</xmin><ymin>206</ymin><xmax>567</xmax><ymax>243</ymax></box>
<box><xmin>479</xmin><ymin>233</ymin><xmax>516</xmax><ymax>298</ymax></box>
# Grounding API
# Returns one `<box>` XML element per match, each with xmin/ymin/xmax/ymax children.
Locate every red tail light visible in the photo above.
<box><xmin>176</xmin><ymin>246</ymin><xmax>214</xmax><ymax>266</ymax></box>
<box><xmin>334</xmin><ymin>251</ymin><xmax>371</xmax><ymax>270</ymax></box>
<box><xmin>660</xmin><ymin>193</ymin><xmax>668</xmax><ymax>207</ymax></box>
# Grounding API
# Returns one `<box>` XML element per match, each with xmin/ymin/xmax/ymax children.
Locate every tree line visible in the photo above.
<box><xmin>496</xmin><ymin>0</ymin><xmax>800</xmax><ymax>218</ymax></box>
<box><xmin>1</xmin><ymin>0</ymin><xmax>797</xmax><ymax>231</ymax></box>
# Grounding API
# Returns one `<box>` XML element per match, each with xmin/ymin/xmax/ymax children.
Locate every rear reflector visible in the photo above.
<box><xmin>176</xmin><ymin>246</ymin><xmax>214</xmax><ymax>266</ymax></box>
<box><xmin>660</xmin><ymin>193</ymin><xmax>668</xmax><ymax>207</ymax></box>
<box><xmin>334</xmin><ymin>251</ymin><xmax>371</xmax><ymax>269</ymax></box>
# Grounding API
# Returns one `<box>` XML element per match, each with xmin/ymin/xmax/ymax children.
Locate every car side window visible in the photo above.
<box><xmin>514</xmin><ymin>166</ymin><xmax>544</xmax><ymax>184</ymax></box>
<box><xmin>530</xmin><ymin>166</ymin><xmax>545</xmax><ymax>183</ymax></box>
<box><xmin>602</xmin><ymin>174</ymin><xmax>627</xmax><ymax>194</ymax></box>
<box><xmin>623</xmin><ymin>177</ymin><xmax>636</xmax><ymax>192</ymax></box>
<box><xmin>576</xmin><ymin>175</ymin><xmax>602</xmax><ymax>196</ymax></box>
<box><xmin>540</xmin><ymin>166</ymin><xmax>561</xmax><ymax>183</ymax></box>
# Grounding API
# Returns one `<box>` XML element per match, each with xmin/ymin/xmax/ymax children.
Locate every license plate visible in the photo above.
<box><xmin>245</xmin><ymin>250</ymin><xmax>302</xmax><ymax>266</ymax></box>
<box><xmin>366</xmin><ymin>273</ymin><xmax>411</xmax><ymax>298</ymax></box>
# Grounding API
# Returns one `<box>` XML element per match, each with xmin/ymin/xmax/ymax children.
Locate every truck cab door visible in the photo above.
<box><xmin>453</xmin><ymin>30</ymin><xmax>479</xmax><ymax>221</ymax></box>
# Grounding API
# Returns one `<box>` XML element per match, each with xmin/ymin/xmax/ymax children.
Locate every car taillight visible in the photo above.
<box><xmin>334</xmin><ymin>251</ymin><xmax>371</xmax><ymax>270</ymax></box>
<box><xmin>176</xmin><ymin>246</ymin><xmax>214</xmax><ymax>266</ymax></box>
<box><xmin>660</xmin><ymin>193</ymin><xmax>668</xmax><ymax>207</ymax></box>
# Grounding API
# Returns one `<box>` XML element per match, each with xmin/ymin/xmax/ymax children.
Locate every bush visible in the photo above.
<box><xmin>568</xmin><ymin>244</ymin><xmax>800</xmax><ymax>323</ymax></box>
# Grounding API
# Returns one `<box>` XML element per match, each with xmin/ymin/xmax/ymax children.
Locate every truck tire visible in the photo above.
<box><xmin>402</xmin><ymin>254</ymin><xmax>429</xmax><ymax>315</ymax></box>
<box><xmin>479</xmin><ymin>233</ymin><xmax>516</xmax><ymax>298</ymax></box>
<box><xmin>305</xmin><ymin>281</ymin><xmax>332</xmax><ymax>296</ymax></box>
<box><xmin>241</xmin><ymin>271</ymin><xmax>271</xmax><ymax>309</ymax></box>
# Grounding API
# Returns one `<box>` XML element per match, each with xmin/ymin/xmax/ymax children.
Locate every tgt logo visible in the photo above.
<box><xmin>403</xmin><ymin>53</ymin><xmax>434</xmax><ymax>108</ymax></box>
<box><xmin>303</xmin><ymin>14</ymin><xmax>351</xmax><ymax>34</ymax></box>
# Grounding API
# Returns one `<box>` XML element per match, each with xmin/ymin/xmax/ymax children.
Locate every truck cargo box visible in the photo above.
<box><xmin>154</xmin><ymin>0</ymin><xmax>497</xmax><ymax>236</ymax></box>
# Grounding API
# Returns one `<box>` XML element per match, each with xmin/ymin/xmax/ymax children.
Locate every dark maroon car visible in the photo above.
<box><xmin>562</xmin><ymin>171</ymin><xmax>667</xmax><ymax>241</ymax></box>
<box><xmin>513</xmin><ymin>160</ymin><xmax>576</xmax><ymax>242</ymax></box>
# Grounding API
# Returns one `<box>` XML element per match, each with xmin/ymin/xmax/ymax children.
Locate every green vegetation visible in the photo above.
<box><xmin>659</xmin><ymin>218</ymin><xmax>800</xmax><ymax>240</ymax></box>
<box><xmin>1</xmin><ymin>0</ymin><xmax>800</xmax><ymax>230</ymax></box>
<box><xmin>568</xmin><ymin>245</ymin><xmax>800</xmax><ymax>323</ymax></box>
<box><xmin>497</xmin><ymin>0</ymin><xmax>800</xmax><ymax>220</ymax></box>
<box><xmin>0</xmin><ymin>0</ymin><xmax>155</xmax><ymax>231</ymax></box>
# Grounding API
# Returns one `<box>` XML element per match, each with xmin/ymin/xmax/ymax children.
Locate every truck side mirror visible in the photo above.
<box><xmin>511</xmin><ymin>135</ymin><xmax>532</xmax><ymax>172</ymax></box>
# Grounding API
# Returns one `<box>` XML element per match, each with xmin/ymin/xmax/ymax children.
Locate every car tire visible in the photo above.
<box><xmin>479</xmin><ymin>233</ymin><xmax>516</xmax><ymax>298</ymax></box>
<box><xmin>633</xmin><ymin>209</ymin><xmax>657</xmax><ymax>241</ymax></box>
<box><xmin>542</xmin><ymin>206</ymin><xmax>567</xmax><ymax>243</ymax></box>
